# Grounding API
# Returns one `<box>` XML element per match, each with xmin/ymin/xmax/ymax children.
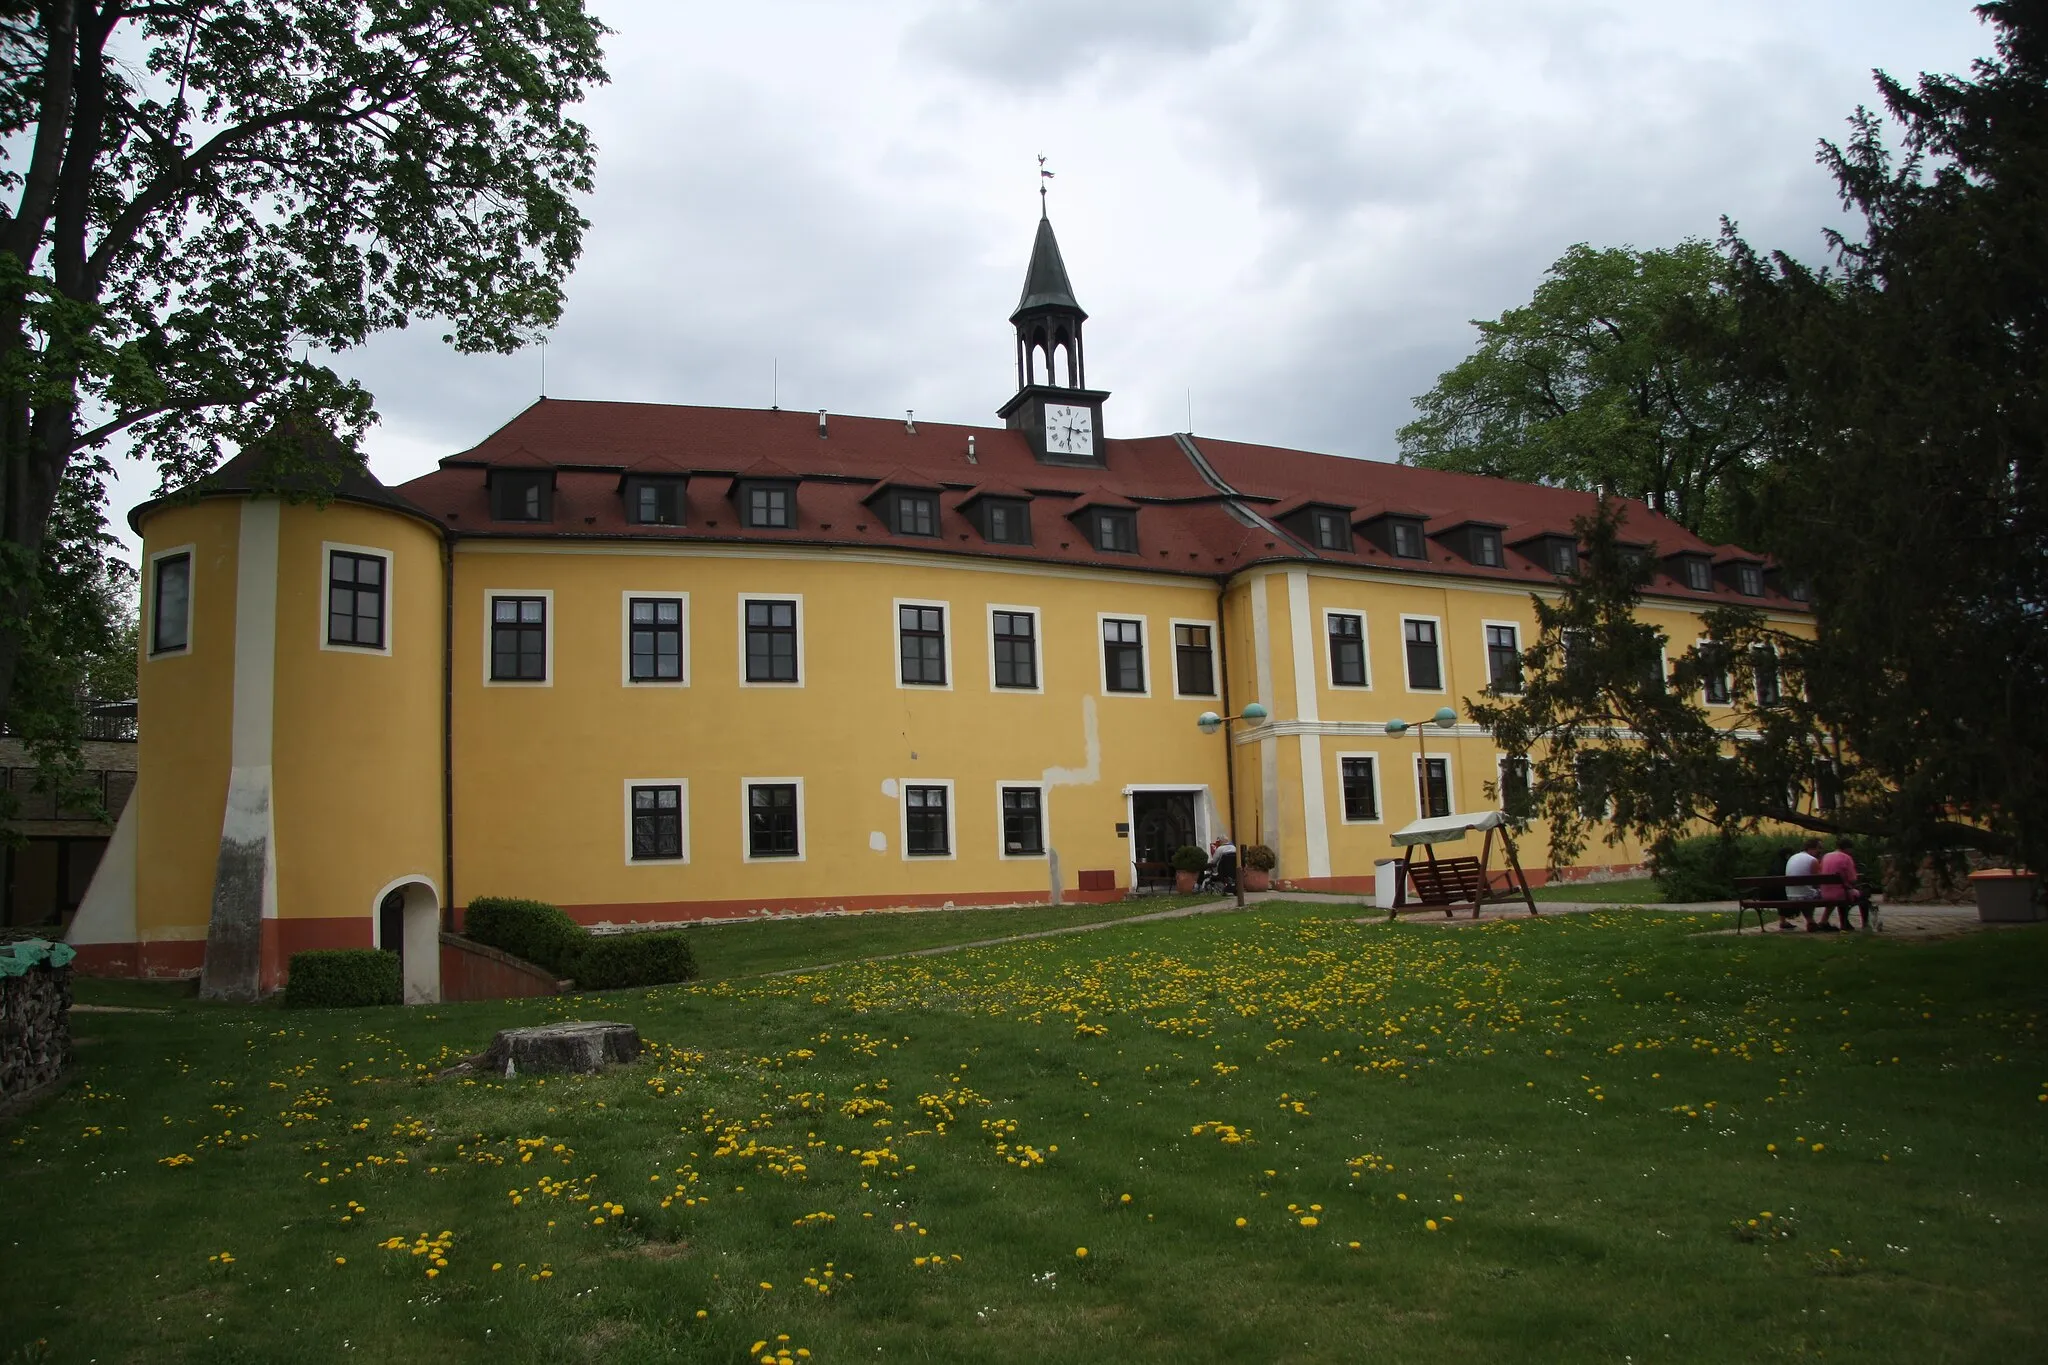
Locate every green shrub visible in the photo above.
<box><xmin>283</xmin><ymin>949</ymin><xmax>400</xmax><ymax>1009</ymax></box>
<box><xmin>462</xmin><ymin>896</ymin><xmax>586</xmax><ymax>974</ymax></box>
<box><xmin>1242</xmin><ymin>843</ymin><xmax>1278</xmax><ymax>872</ymax></box>
<box><xmin>573</xmin><ymin>930</ymin><xmax>698</xmax><ymax>990</ymax></box>
<box><xmin>1170</xmin><ymin>845</ymin><xmax>1210</xmax><ymax>874</ymax></box>
<box><xmin>1652</xmin><ymin>833</ymin><xmax>1803</xmax><ymax>902</ymax></box>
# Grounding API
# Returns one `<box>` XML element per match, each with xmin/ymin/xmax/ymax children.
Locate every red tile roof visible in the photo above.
<box><xmin>391</xmin><ymin>398</ymin><xmax>1800</xmax><ymax>607</ymax></box>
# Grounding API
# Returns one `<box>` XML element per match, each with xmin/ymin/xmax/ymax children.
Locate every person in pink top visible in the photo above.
<box><xmin>1819</xmin><ymin>837</ymin><xmax>1874</xmax><ymax>930</ymax></box>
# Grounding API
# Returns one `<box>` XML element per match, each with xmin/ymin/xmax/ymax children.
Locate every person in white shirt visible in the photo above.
<box><xmin>1783</xmin><ymin>837</ymin><xmax>1825</xmax><ymax>932</ymax></box>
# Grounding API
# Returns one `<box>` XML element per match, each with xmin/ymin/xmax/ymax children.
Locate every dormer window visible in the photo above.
<box><xmin>891</xmin><ymin>491</ymin><xmax>939</xmax><ymax>537</ymax></box>
<box><xmin>1548</xmin><ymin>540</ymin><xmax>1578</xmax><ymax>575</ymax></box>
<box><xmin>741</xmin><ymin>482</ymin><xmax>794</xmax><ymax>529</ymax></box>
<box><xmin>1390</xmin><ymin>520</ymin><xmax>1426</xmax><ymax>559</ymax></box>
<box><xmin>1736</xmin><ymin>563</ymin><xmax>1763</xmax><ymax>596</ymax></box>
<box><xmin>1473</xmin><ymin>530</ymin><xmax>1502</xmax><ymax>567</ymax></box>
<box><xmin>1682</xmin><ymin>556</ymin><xmax>1713</xmax><ymax>591</ymax></box>
<box><xmin>490</xmin><ymin>470</ymin><xmax>551</xmax><ymax>522</ymax></box>
<box><xmin>981</xmin><ymin>498</ymin><xmax>1031</xmax><ymax>545</ymax></box>
<box><xmin>625</xmin><ymin>478</ymin><xmax>683</xmax><ymax>526</ymax></box>
<box><xmin>1787</xmin><ymin>577</ymin><xmax>1811</xmax><ymax>603</ymax></box>
<box><xmin>1312</xmin><ymin>511</ymin><xmax>1351</xmax><ymax>552</ymax></box>
<box><xmin>1090</xmin><ymin>509</ymin><xmax>1137</xmax><ymax>554</ymax></box>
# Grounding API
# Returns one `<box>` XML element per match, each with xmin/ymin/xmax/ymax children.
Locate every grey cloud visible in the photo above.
<box><xmin>907</xmin><ymin>0</ymin><xmax>1253</xmax><ymax>89</ymax></box>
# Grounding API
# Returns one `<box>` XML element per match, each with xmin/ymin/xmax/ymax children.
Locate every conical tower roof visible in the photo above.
<box><xmin>1011</xmin><ymin>214</ymin><xmax>1086</xmax><ymax>321</ymax></box>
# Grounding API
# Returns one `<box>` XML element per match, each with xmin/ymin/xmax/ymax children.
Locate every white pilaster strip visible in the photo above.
<box><xmin>1250</xmin><ymin>574</ymin><xmax>1280</xmax><ymax>852</ymax></box>
<box><xmin>1286</xmin><ymin>570</ymin><xmax>1331</xmax><ymax>878</ymax></box>
<box><xmin>225</xmin><ymin>497</ymin><xmax>281</xmax><ymax>925</ymax></box>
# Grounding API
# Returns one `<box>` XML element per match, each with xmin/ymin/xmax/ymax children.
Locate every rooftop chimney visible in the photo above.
<box><xmin>906</xmin><ymin>409</ymin><xmax>916</xmax><ymax>435</ymax></box>
<box><xmin>817</xmin><ymin>408</ymin><xmax>827</xmax><ymax>438</ymax></box>
<box><xmin>966</xmin><ymin>434</ymin><xmax>978</xmax><ymax>463</ymax></box>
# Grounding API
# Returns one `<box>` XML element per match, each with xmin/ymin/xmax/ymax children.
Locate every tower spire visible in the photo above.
<box><xmin>1037</xmin><ymin>153</ymin><xmax>1053</xmax><ymax>219</ymax></box>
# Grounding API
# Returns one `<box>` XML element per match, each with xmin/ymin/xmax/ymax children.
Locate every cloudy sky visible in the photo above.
<box><xmin>103</xmin><ymin>0</ymin><xmax>1996</xmax><ymax>549</ymax></box>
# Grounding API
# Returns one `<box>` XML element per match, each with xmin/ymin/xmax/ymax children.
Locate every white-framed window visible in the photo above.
<box><xmin>322</xmin><ymin>542</ymin><xmax>393</xmax><ymax>656</ymax></box>
<box><xmin>743</xmin><ymin>778</ymin><xmax>805</xmax><ymax>862</ymax></box>
<box><xmin>1325</xmin><ymin>609</ymin><xmax>1369</xmax><ymax>689</ymax></box>
<box><xmin>988</xmin><ymin>604</ymin><xmax>1043</xmax><ymax>693</ymax></box>
<box><xmin>1699</xmin><ymin>636</ymin><xmax>1732</xmax><ymax>707</ymax></box>
<box><xmin>146</xmin><ymin>544</ymin><xmax>196</xmax><ymax>659</ymax></box>
<box><xmin>1414</xmin><ymin>753</ymin><xmax>1455</xmax><ymax>820</ymax></box>
<box><xmin>899</xmin><ymin>778</ymin><xmax>957</xmax><ymax>860</ymax></box>
<box><xmin>1335</xmin><ymin>752</ymin><xmax>1383</xmax><ymax>824</ymax></box>
<box><xmin>1098</xmin><ymin>613</ymin><xmax>1149</xmax><ymax>696</ymax></box>
<box><xmin>1481</xmin><ymin>620</ymin><xmax>1521</xmax><ymax>694</ymax></box>
<box><xmin>1496</xmin><ymin>754</ymin><xmax>1532</xmax><ymax>815</ymax></box>
<box><xmin>1401</xmin><ymin>615</ymin><xmax>1445</xmax><ymax>692</ymax></box>
<box><xmin>996</xmin><ymin>782</ymin><xmax>1048</xmax><ymax>858</ymax></box>
<box><xmin>894</xmin><ymin>597</ymin><xmax>953</xmax><ymax>690</ymax></box>
<box><xmin>623</xmin><ymin>779</ymin><xmax>689</xmax><ymax>864</ymax></box>
<box><xmin>484</xmin><ymin>588</ymin><xmax>553</xmax><ymax>686</ymax></box>
<box><xmin>621</xmin><ymin>592</ymin><xmax>690</xmax><ymax>686</ymax></box>
<box><xmin>739</xmin><ymin>594</ymin><xmax>804</xmax><ymax>687</ymax></box>
<box><xmin>1170</xmin><ymin>618</ymin><xmax>1218</xmax><ymax>699</ymax></box>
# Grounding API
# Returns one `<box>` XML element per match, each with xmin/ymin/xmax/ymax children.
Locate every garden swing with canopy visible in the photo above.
<box><xmin>1385</xmin><ymin>810</ymin><xmax>1539</xmax><ymax>920</ymax></box>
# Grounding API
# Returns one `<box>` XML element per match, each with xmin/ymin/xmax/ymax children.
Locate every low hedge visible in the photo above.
<box><xmin>463</xmin><ymin>897</ymin><xmax>586</xmax><ymax>976</ymax></box>
<box><xmin>284</xmin><ymin>949</ymin><xmax>400</xmax><ymax>1009</ymax></box>
<box><xmin>1652</xmin><ymin>833</ymin><xmax>1805</xmax><ymax>902</ymax></box>
<box><xmin>573</xmin><ymin>930</ymin><xmax>698</xmax><ymax>990</ymax></box>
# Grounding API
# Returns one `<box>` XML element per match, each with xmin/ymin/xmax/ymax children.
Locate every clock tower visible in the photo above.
<box><xmin>997</xmin><ymin>208</ymin><xmax>1109</xmax><ymax>465</ymax></box>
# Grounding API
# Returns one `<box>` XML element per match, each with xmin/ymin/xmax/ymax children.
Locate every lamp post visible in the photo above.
<box><xmin>1384</xmin><ymin>705</ymin><xmax>1460</xmax><ymax>820</ymax></box>
<box><xmin>1195</xmin><ymin>701</ymin><xmax>1268</xmax><ymax>907</ymax></box>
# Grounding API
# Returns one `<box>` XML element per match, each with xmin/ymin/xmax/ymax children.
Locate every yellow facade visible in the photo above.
<box><xmin>449</xmin><ymin>542</ymin><xmax>1230</xmax><ymax>915</ymax></box>
<box><xmin>133</xmin><ymin>500</ymin><xmax>240</xmax><ymax>950</ymax></box>
<box><xmin>270</xmin><ymin>501</ymin><xmax>446</xmax><ymax>927</ymax></box>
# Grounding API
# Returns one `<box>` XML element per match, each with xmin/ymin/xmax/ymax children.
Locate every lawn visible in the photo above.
<box><xmin>1531</xmin><ymin>876</ymin><xmax>1665</xmax><ymax>904</ymax></box>
<box><xmin>6</xmin><ymin>904</ymin><xmax>2046</xmax><ymax>1363</ymax></box>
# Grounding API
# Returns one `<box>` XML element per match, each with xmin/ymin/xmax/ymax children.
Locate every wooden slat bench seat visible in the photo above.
<box><xmin>1731</xmin><ymin>874</ymin><xmax>1855</xmax><ymax>933</ymax></box>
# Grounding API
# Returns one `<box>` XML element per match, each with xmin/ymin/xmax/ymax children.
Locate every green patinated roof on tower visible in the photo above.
<box><xmin>1011</xmin><ymin>213</ymin><xmax>1086</xmax><ymax>321</ymax></box>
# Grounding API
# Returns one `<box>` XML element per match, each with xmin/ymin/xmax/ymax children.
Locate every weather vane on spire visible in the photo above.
<box><xmin>1038</xmin><ymin>154</ymin><xmax>1054</xmax><ymax>215</ymax></box>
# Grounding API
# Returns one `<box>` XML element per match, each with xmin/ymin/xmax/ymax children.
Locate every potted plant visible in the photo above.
<box><xmin>1242</xmin><ymin>843</ymin><xmax>1278</xmax><ymax>892</ymax></box>
<box><xmin>1170</xmin><ymin>845</ymin><xmax>1210</xmax><ymax>893</ymax></box>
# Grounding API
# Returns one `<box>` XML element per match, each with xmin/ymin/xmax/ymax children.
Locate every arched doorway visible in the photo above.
<box><xmin>373</xmin><ymin>877</ymin><xmax>441</xmax><ymax>1005</ymax></box>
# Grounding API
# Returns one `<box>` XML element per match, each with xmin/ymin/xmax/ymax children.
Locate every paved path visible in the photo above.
<box><xmin>752</xmin><ymin>895</ymin><xmax>2006</xmax><ymax>979</ymax></box>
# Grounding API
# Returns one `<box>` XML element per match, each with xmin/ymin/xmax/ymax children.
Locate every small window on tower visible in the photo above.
<box><xmin>1091</xmin><ymin>509</ymin><xmax>1137</xmax><ymax>554</ymax></box>
<box><xmin>1313</xmin><ymin>511</ymin><xmax>1351</xmax><ymax>552</ymax></box>
<box><xmin>892</xmin><ymin>492</ymin><xmax>938</xmax><ymax>537</ymax></box>
<box><xmin>626</xmin><ymin>479</ymin><xmax>682</xmax><ymax>526</ymax></box>
<box><xmin>490</xmin><ymin>471</ymin><xmax>551</xmax><ymax>522</ymax></box>
<box><xmin>982</xmin><ymin>499</ymin><xmax>1031</xmax><ymax>545</ymax></box>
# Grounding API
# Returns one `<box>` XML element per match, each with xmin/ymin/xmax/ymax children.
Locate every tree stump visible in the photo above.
<box><xmin>472</xmin><ymin>1021</ymin><xmax>641</xmax><ymax>1077</ymax></box>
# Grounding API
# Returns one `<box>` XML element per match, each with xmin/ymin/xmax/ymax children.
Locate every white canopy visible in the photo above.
<box><xmin>1390</xmin><ymin>810</ymin><xmax>1508</xmax><ymax>847</ymax></box>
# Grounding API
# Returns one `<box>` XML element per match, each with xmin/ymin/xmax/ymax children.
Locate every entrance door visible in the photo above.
<box><xmin>1131</xmin><ymin>791</ymin><xmax>1198</xmax><ymax>890</ymax></box>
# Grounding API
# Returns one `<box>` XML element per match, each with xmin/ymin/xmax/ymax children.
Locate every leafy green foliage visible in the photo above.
<box><xmin>1701</xmin><ymin>1</ymin><xmax>2048</xmax><ymax>873</ymax></box>
<box><xmin>281</xmin><ymin>949</ymin><xmax>399</xmax><ymax>1009</ymax></box>
<box><xmin>1169</xmin><ymin>845</ymin><xmax>1210</xmax><ymax>874</ymax></box>
<box><xmin>1398</xmin><ymin>241</ymin><xmax>1768</xmax><ymax>541</ymax></box>
<box><xmin>1242</xmin><ymin>844</ymin><xmax>1277</xmax><ymax>872</ymax></box>
<box><xmin>1652</xmin><ymin>833</ymin><xmax>1803</xmax><ymax>902</ymax></box>
<box><xmin>572</xmin><ymin>931</ymin><xmax>698</xmax><ymax>991</ymax></box>
<box><xmin>461</xmin><ymin>897</ymin><xmax>585</xmax><ymax>976</ymax></box>
<box><xmin>0</xmin><ymin>0</ymin><xmax>610</xmax><ymax>744</ymax></box>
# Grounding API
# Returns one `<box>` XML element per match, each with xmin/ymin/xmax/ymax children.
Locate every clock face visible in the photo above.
<box><xmin>1043</xmin><ymin>403</ymin><xmax>1094</xmax><ymax>456</ymax></box>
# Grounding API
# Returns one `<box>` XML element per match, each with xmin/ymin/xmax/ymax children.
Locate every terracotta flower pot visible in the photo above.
<box><xmin>1174</xmin><ymin>870</ymin><xmax>1197</xmax><ymax>893</ymax></box>
<box><xmin>1243</xmin><ymin>870</ymin><xmax>1271</xmax><ymax>892</ymax></box>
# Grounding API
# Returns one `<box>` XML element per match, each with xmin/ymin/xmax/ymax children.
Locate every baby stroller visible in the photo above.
<box><xmin>1197</xmin><ymin>846</ymin><xmax>1239</xmax><ymax>896</ymax></box>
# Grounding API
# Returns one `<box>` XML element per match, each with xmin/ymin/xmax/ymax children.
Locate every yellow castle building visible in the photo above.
<box><xmin>68</xmin><ymin>211</ymin><xmax>1810</xmax><ymax>999</ymax></box>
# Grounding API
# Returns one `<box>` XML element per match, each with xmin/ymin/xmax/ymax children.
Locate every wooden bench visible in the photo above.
<box><xmin>1731</xmin><ymin>874</ymin><xmax>1857</xmax><ymax>933</ymax></box>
